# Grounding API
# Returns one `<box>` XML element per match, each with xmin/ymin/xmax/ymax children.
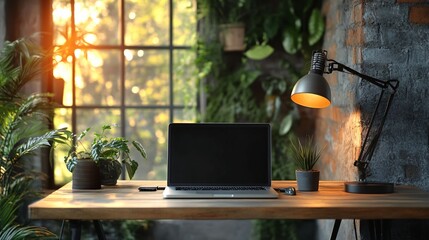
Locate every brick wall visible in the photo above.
<box><xmin>316</xmin><ymin>0</ymin><xmax>429</xmax><ymax>239</ymax></box>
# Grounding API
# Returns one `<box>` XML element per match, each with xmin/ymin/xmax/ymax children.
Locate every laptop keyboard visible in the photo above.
<box><xmin>175</xmin><ymin>186</ymin><xmax>266</xmax><ymax>191</ymax></box>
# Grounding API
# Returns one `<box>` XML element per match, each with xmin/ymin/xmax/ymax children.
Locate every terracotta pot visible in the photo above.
<box><xmin>72</xmin><ymin>158</ymin><xmax>101</xmax><ymax>190</ymax></box>
<box><xmin>296</xmin><ymin>170</ymin><xmax>320</xmax><ymax>191</ymax></box>
<box><xmin>98</xmin><ymin>159</ymin><xmax>122</xmax><ymax>186</ymax></box>
<box><xmin>219</xmin><ymin>23</ymin><xmax>245</xmax><ymax>51</ymax></box>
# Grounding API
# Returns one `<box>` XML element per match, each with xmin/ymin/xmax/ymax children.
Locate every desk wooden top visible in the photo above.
<box><xmin>28</xmin><ymin>181</ymin><xmax>429</xmax><ymax>220</ymax></box>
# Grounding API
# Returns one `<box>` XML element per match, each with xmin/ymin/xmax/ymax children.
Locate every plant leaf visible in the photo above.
<box><xmin>282</xmin><ymin>25</ymin><xmax>302</xmax><ymax>54</ymax></box>
<box><xmin>132</xmin><ymin>140</ymin><xmax>147</xmax><ymax>159</ymax></box>
<box><xmin>244</xmin><ymin>44</ymin><xmax>274</xmax><ymax>60</ymax></box>
<box><xmin>279</xmin><ymin>114</ymin><xmax>293</xmax><ymax>136</ymax></box>
<box><xmin>125</xmin><ymin>160</ymin><xmax>138</xmax><ymax>179</ymax></box>
<box><xmin>308</xmin><ymin>9</ymin><xmax>325</xmax><ymax>46</ymax></box>
<box><xmin>263</xmin><ymin>15</ymin><xmax>281</xmax><ymax>39</ymax></box>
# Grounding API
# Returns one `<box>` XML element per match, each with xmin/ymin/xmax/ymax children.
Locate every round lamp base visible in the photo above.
<box><xmin>344</xmin><ymin>182</ymin><xmax>394</xmax><ymax>194</ymax></box>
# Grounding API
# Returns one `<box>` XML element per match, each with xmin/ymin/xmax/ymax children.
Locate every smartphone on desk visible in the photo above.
<box><xmin>138</xmin><ymin>186</ymin><xmax>157</xmax><ymax>192</ymax></box>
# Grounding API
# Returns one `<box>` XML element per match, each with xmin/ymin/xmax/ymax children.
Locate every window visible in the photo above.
<box><xmin>52</xmin><ymin>0</ymin><xmax>197</xmax><ymax>185</ymax></box>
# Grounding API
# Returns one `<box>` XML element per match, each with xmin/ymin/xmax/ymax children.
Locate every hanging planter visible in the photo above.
<box><xmin>219</xmin><ymin>23</ymin><xmax>246</xmax><ymax>51</ymax></box>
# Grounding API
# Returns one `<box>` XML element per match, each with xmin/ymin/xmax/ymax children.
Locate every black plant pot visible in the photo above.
<box><xmin>72</xmin><ymin>159</ymin><xmax>101</xmax><ymax>190</ymax></box>
<box><xmin>98</xmin><ymin>159</ymin><xmax>122</xmax><ymax>186</ymax></box>
<box><xmin>296</xmin><ymin>170</ymin><xmax>320</xmax><ymax>191</ymax></box>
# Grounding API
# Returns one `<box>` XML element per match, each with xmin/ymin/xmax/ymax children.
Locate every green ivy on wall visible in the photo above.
<box><xmin>195</xmin><ymin>0</ymin><xmax>325</xmax><ymax>239</ymax></box>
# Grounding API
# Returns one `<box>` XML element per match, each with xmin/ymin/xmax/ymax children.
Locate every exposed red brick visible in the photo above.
<box><xmin>351</xmin><ymin>47</ymin><xmax>363</xmax><ymax>64</ymax></box>
<box><xmin>409</xmin><ymin>6</ymin><xmax>429</xmax><ymax>24</ymax></box>
<box><xmin>351</xmin><ymin>3</ymin><xmax>364</xmax><ymax>24</ymax></box>
<box><xmin>346</xmin><ymin>27</ymin><xmax>364</xmax><ymax>46</ymax></box>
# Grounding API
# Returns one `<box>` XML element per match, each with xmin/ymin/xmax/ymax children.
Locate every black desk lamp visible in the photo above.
<box><xmin>291</xmin><ymin>50</ymin><xmax>399</xmax><ymax>194</ymax></box>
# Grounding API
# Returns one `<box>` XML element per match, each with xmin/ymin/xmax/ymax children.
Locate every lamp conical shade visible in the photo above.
<box><xmin>291</xmin><ymin>72</ymin><xmax>331</xmax><ymax>108</ymax></box>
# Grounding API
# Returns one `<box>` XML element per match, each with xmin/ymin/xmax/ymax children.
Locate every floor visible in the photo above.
<box><xmin>151</xmin><ymin>220</ymin><xmax>253</xmax><ymax>240</ymax></box>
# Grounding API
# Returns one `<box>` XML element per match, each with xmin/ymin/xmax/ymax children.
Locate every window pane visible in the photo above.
<box><xmin>173</xmin><ymin>49</ymin><xmax>197</xmax><ymax>106</ymax></box>
<box><xmin>125</xmin><ymin>0</ymin><xmax>169</xmax><ymax>46</ymax></box>
<box><xmin>53</xmin><ymin>61</ymin><xmax>73</xmax><ymax>106</ymax></box>
<box><xmin>52</xmin><ymin>0</ymin><xmax>71</xmax><ymax>46</ymax></box>
<box><xmin>125</xmin><ymin>50</ymin><xmax>169</xmax><ymax>106</ymax></box>
<box><xmin>76</xmin><ymin>50</ymin><xmax>121</xmax><ymax>106</ymax></box>
<box><xmin>76</xmin><ymin>108</ymin><xmax>121</xmax><ymax>134</ymax></box>
<box><xmin>174</xmin><ymin>109</ymin><xmax>196</xmax><ymax>123</ymax></box>
<box><xmin>74</xmin><ymin>0</ymin><xmax>120</xmax><ymax>45</ymax></box>
<box><xmin>53</xmin><ymin>108</ymin><xmax>72</xmax><ymax>186</ymax></box>
<box><xmin>126</xmin><ymin>109</ymin><xmax>169</xmax><ymax>180</ymax></box>
<box><xmin>173</xmin><ymin>0</ymin><xmax>196</xmax><ymax>46</ymax></box>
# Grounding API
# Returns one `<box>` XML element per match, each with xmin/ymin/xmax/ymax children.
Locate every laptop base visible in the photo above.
<box><xmin>163</xmin><ymin>187</ymin><xmax>278</xmax><ymax>199</ymax></box>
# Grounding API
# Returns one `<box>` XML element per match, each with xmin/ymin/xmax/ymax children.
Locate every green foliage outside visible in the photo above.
<box><xmin>52</xmin><ymin>0</ymin><xmax>198</xmax><ymax>184</ymax></box>
<box><xmin>196</xmin><ymin>0</ymin><xmax>325</xmax><ymax>239</ymax></box>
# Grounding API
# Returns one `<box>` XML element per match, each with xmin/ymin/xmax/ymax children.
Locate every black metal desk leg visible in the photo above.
<box><xmin>381</xmin><ymin>220</ymin><xmax>391</xmax><ymax>240</ymax></box>
<box><xmin>70</xmin><ymin>220</ymin><xmax>82</xmax><ymax>240</ymax></box>
<box><xmin>330</xmin><ymin>219</ymin><xmax>342</xmax><ymax>240</ymax></box>
<box><xmin>93</xmin><ymin>220</ymin><xmax>106</xmax><ymax>240</ymax></box>
<box><xmin>59</xmin><ymin>220</ymin><xmax>66</xmax><ymax>240</ymax></box>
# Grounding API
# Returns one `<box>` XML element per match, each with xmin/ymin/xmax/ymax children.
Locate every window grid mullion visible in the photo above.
<box><xmin>169</xmin><ymin>0</ymin><xmax>174</xmax><ymax>122</ymax></box>
<box><xmin>120</xmin><ymin>0</ymin><xmax>126</xmax><ymax>139</ymax></box>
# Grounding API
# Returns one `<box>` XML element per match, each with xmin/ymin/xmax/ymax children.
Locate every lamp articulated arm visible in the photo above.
<box><xmin>325</xmin><ymin>59</ymin><xmax>399</xmax><ymax>182</ymax></box>
<box><xmin>326</xmin><ymin>59</ymin><xmax>399</xmax><ymax>91</ymax></box>
<box><xmin>291</xmin><ymin>50</ymin><xmax>399</xmax><ymax>192</ymax></box>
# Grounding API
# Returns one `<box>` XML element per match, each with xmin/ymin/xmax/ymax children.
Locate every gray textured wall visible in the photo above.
<box><xmin>362</xmin><ymin>1</ymin><xmax>429</xmax><ymax>189</ymax></box>
<box><xmin>316</xmin><ymin>0</ymin><xmax>429</xmax><ymax>239</ymax></box>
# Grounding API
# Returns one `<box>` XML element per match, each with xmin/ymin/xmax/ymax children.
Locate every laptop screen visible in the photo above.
<box><xmin>167</xmin><ymin>123</ymin><xmax>271</xmax><ymax>186</ymax></box>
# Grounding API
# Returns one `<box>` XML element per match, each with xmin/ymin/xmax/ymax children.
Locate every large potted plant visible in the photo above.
<box><xmin>290</xmin><ymin>136</ymin><xmax>323</xmax><ymax>191</ymax></box>
<box><xmin>64</xmin><ymin>125</ymin><xmax>147</xmax><ymax>189</ymax></box>
<box><xmin>0</xmin><ymin>38</ymin><xmax>69</xmax><ymax>238</ymax></box>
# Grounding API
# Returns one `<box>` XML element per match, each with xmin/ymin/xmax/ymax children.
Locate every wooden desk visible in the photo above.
<box><xmin>28</xmin><ymin>181</ymin><xmax>429</xmax><ymax>239</ymax></box>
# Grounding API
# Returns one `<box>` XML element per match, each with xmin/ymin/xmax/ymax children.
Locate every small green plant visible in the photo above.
<box><xmin>290</xmin><ymin>136</ymin><xmax>323</xmax><ymax>171</ymax></box>
<box><xmin>64</xmin><ymin>124</ymin><xmax>147</xmax><ymax>179</ymax></box>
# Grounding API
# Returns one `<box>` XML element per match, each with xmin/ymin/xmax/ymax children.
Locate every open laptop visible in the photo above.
<box><xmin>163</xmin><ymin>123</ymin><xmax>278</xmax><ymax>199</ymax></box>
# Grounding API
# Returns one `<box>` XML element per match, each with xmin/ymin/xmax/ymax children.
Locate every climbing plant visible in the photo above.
<box><xmin>195</xmin><ymin>0</ymin><xmax>325</xmax><ymax>239</ymax></box>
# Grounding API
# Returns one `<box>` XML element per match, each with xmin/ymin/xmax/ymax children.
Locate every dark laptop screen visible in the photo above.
<box><xmin>167</xmin><ymin>123</ymin><xmax>271</xmax><ymax>186</ymax></box>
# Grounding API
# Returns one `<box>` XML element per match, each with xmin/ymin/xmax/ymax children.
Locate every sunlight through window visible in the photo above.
<box><xmin>52</xmin><ymin>0</ymin><xmax>197</xmax><ymax>186</ymax></box>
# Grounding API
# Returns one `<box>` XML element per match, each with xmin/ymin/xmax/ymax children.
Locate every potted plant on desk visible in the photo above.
<box><xmin>291</xmin><ymin>136</ymin><xmax>323</xmax><ymax>191</ymax></box>
<box><xmin>64</xmin><ymin>125</ymin><xmax>147</xmax><ymax>189</ymax></box>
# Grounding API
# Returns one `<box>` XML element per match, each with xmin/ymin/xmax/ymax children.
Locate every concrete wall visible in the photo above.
<box><xmin>316</xmin><ymin>0</ymin><xmax>429</xmax><ymax>239</ymax></box>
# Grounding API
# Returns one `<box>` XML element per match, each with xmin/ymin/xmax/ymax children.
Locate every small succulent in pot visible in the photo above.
<box><xmin>64</xmin><ymin>124</ymin><xmax>147</xmax><ymax>185</ymax></box>
<box><xmin>290</xmin><ymin>136</ymin><xmax>322</xmax><ymax>171</ymax></box>
<box><xmin>290</xmin><ymin>136</ymin><xmax>324</xmax><ymax>191</ymax></box>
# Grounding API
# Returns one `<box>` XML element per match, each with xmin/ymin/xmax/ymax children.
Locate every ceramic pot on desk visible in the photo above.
<box><xmin>296</xmin><ymin>170</ymin><xmax>320</xmax><ymax>191</ymax></box>
<box><xmin>98</xmin><ymin>158</ymin><xmax>122</xmax><ymax>186</ymax></box>
<box><xmin>72</xmin><ymin>158</ymin><xmax>101</xmax><ymax>189</ymax></box>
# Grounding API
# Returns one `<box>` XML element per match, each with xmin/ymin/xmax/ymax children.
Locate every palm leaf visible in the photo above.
<box><xmin>0</xmin><ymin>192</ymin><xmax>56</xmax><ymax>240</ymax></box>
<box><xmin>0</xmin><ymin>225</ymin><xmax>56</xmax><ymax>240</ymax></box>
<box><xmin>12</xmin><ymin>128</ymin><xmax>69</xmax><ymax>160</ymax></box>
<box><xmin>0</xmin><ymin>38</ymin><xmax>49</xmax><ymax>99</ymax></box>
<box><xmin>0</xmin><ymin>37</ymin><xmax>64</xmax><ymax>240</ymax></box>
